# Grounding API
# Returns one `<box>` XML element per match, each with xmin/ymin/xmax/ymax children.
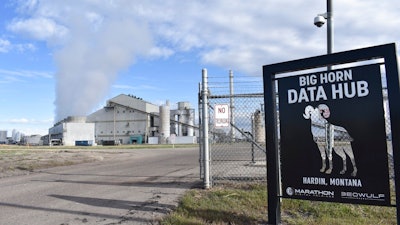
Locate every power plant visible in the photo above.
<box><xmin>46</xmin><ymin>94</ymin><xmax>197</xmax><ymax>146</ymax></box>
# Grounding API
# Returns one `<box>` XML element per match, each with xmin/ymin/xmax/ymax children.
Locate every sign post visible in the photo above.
<box><xmin>263</xmin><ymin>43</ymin><xmax>400</xmax><ymax>224</ymax></box>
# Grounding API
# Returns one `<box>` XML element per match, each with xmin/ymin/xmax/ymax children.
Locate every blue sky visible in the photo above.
<box><xmin>0</xmin><ymin>0</ymin><xmax>399</xmax><ymax>135</ymax></box>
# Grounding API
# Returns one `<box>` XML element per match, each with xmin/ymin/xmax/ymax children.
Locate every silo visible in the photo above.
<box><xmin>159</xmin><ymin>101</ymin><xmax>170</xmax><ymax>144</ymax></box>
<box><xmin>177</xmin><ymin>102</ymin><xmax>194</xmax><ymax>136</ymax></box>
<box><xmin>253</xmin><ymin>110</ymin><xmax>265</xmax><ymax>143</ymax></box>
<box><xmin>187</xmin><ymin>109</ymin><xmax>194</xmax><ymax>136</ymax></box>
<box><xmin>0</xmin><ymin>130</ymin><xmax>7</xmax><ymax>144</ymax></box>
<box><xmin>178</xmin><ymin>101</ymin><xmax>190</xmax><ymax>110</ymax></box>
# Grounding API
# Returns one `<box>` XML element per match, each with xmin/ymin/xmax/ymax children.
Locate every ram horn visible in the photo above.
<box><xmin>318</xmin><ymin>104</ymin><xmax>330</xmax><ymax>118</ymax></box>
<box><xmin>303</xmin><ymin>105</ymin><xmax>314</xmax><ymax>119</ymax></box>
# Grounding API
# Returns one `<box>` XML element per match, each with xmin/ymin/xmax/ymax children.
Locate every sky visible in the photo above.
<box><xmin>0</xmin><ymin>0</ymin><xmax>399</xmax><ymax>136</ymax></box>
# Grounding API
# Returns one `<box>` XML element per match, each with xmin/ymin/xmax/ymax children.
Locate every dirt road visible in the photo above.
<box><xmin>0</xmin><ymin>147</ymin><xmax>200</xmax><ymax>225</ymax></box>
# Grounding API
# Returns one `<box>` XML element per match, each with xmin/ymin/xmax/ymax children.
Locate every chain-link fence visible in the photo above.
<box><xmin>199</xmin><ymin>70</ymin><xmax>266</xmax><ymax>186</ymax></box>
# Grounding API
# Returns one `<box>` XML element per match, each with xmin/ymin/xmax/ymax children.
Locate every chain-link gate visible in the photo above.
<box><xmin>199</xmin><ymin>69</ymin><xmax>266</xmax><ymax>187</ymax></box>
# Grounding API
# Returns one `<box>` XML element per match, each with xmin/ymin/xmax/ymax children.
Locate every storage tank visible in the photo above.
<box><xmin>187</xmin><ymin>110</ymin><xmax>194</xmax><ymax>136</ymax></box>
<box><xmin>176</xmin><ymin>102</ymin><xmax>195</xmax><ymax>137</ymax></box>
<box><xmin>253</xmin><ymin>110</ymin><xmax>265</xmax><ymax>143</ymax></box>
<box><xmin>159</xmin><ymin>101</ymin><xmax>170</xmax><ymax>144</ymax></box>
<box><xmin>0</xmin><ymin>130</ymin><xmax>7</xmax><ymax>144</ymax></box>
<box><xmin>178</xmin><ymin>102</ymin><xmax>190</xmax><ymax>110</ymax></box>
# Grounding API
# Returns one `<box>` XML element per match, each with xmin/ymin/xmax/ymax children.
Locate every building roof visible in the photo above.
<box><xmin>107</xmin><ymin>94</ymin><xmax>159</xmax><ymax>113</ymax></box>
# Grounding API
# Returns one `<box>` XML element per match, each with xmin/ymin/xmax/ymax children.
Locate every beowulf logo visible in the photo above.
<box><xmin>341</xmin><ymin>192</ymin><xmax>385</xmax><ymax>202</ymax></box>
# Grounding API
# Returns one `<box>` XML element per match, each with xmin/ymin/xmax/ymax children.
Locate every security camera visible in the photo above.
<box><xmin>314</xmin><ymin>15</ymin><xmax>326</xmax><ymax>27</ymax></box>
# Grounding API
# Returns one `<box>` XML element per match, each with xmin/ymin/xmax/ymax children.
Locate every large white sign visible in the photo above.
<box><xmin>214</xmin><ymin>104</ymin><xmax>230</xmax><ymax>127</ymax></box>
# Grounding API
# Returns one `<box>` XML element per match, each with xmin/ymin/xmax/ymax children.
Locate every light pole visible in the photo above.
<box><xmin>314</xmin><ymin>0</ymin><xmax>333</xmax><ymax>54</ymax></box>
<box><xmin>315</xmin><ymin>0</ymin><xmax>335</xmax><ymax>183</ymax></box>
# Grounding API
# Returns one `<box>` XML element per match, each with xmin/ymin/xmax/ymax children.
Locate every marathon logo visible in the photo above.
<box><xmin>286</xmin><ymin>187</ymin><xmax>334</xmax><ymax>198</ymax></box>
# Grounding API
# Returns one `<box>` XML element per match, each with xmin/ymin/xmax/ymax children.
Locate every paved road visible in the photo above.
<box><xmin>0</xmin><ymin>147</ymin><xmax>200</xmax><ymax>225</ymax></box>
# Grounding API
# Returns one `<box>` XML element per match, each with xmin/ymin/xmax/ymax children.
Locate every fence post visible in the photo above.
<box><xmin>229</xmin><ymin>70</ymin><xmax>235</xmax><ymax>142</ymax></box>
<box><xmin>198</xmin><ymin>82</ymin><xmax>204</xmax><ymax>180</ymax></box>
<box><xmin>202</xmin><ymin>68</ymin><xmax>211</xmax><ymax>189</ymax></box>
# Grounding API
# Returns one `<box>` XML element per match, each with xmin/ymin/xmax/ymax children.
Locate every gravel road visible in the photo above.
<box><xmin>0</xmin><ymin>147</ymin><xmax>200</xmax><ymax>225</ymax></box>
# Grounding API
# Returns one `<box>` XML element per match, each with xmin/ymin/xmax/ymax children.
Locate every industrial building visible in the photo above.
<box><xmin>87</xmin><ymin>94</ymin><xmax>197</xmax><ymax>145</ymax></box>
<box><xmin>47</xmin><ymin>94</ymin><xmax>197</xmax><ymax>146</ymax></box>
<box><xmin>87</xmin><ymin>94</ymin><xmax>159</xmax><ymax>145</ymax></box>
<box><xmin>22</xmin><ymin>135</ymin><xmax>43</xmax><ymax>146</ymax></box>
<box><xmin>48</xmin><ymin>116</ymin><xmax>95</xmax><ymax>146</ymax></box>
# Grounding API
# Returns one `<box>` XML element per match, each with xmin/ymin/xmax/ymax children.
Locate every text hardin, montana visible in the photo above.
<box><xmin>302</xmin><ymin>177</ymin><xmax>362</xmax><ymax>187</ymax></box>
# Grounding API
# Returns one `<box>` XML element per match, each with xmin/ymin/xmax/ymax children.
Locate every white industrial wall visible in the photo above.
<box><xmin>173</xmin><ymin>136</ymin><xmax>197</xmax><ymax>144</ymax></box>
<box><xmin>0</xmin><ymin>131</ymin><xmax>7</xmax><ymax>143</ymax></box>
<box><xmin>88</xmin><ymin>104</ymin><xmax>155</xmax><ymax>144</ymax></box>
<box><xmin>24</xmin><ymin>135</ymin><xmax>42</xmax><ymax>145</ymax></box>
<box><xmin>63</xmin><ymin>123</ymin><xmax>95</xmax><ymax>146</ymax></box>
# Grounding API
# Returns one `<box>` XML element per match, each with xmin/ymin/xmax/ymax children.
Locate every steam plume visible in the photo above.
<box><xmin>54</xmin><ymin>16</ymin><xmax>152</xmax><ymax>122</ymax></box>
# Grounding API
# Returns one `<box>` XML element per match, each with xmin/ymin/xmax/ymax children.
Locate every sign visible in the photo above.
<box><xmin>278</xmin><ymin>64</ymin><xmax>390</xmax><ymax>205</ymax></box>
<box><xmin>214</xmin><ymin>104</ymin><xmax>230</xmax><ymax>127</ymax></box>
<box><xmin>263</xmin><ymin>43</ymin><xmax>400</xmax><ymax>225</ymax></box>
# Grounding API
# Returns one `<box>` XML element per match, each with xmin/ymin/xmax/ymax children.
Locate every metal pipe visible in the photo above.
<box><xmin>326</xmin><ymin>0</ymin><xmax>335</xmax><ymax>178</ymax></box>
<box><xmin>202</xmin><ymin>69</ymin><xmax>210</xmax><ymax>189</ymax></box>
<box><xmin>327</xmin><ymin>0</ymin><xmax>333</xmax><ymax>54</ymax></box>
<box><xmin>113</xmin><ymin>106</ymin><xmax>116</xmax><ymax>143</ymax></box>
<box><xmin>229</xmin><ymin>70</ymin><xmax>235</xmax><ymax>142</ymax></box>
<box><xmin>198</xmin><ymin>82</ymin><xmax>204</xmax><ymax>179</ymax></box>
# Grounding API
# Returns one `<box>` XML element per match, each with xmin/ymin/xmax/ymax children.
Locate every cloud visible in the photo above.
<box><xmin>113</xmin><ymin>84</ymin><xmax>162</xmax><ymax>91</ymax></box>
<box><xmin>148</xmin><ymin>47</ymin><xmax>174</xmax><ymax>59</ymax></box>
<box><xmin>14</xmin><ymin>0</ymin><xmax>39</xmax><ymax>14</ymax></box>
<box><xmin>9</xmin><ymin>118</ymin><xmax>30</xmax><ymax>124</ymax></box>
<box><xmin>0</xmin><ymin>69</ymin><xmax>51</xmax><ymax>84</ymax></box>
<box><xmin>0</xmin><ymin>38</ymin><xmax>36</xmax><ymax>53</ymax></box>
<box><xmin>0</xmin><ymin>69</ymin><xmax>52</xmax><ymax>81</ymax></box>
<box><xmin>7</xmin><ymin>17</ymin><xmax>68</xmax><ymax>42</ymax></box>
<box><xmin>0</xmin><ymin>39</ymin><xmax>12</xmax><ymax>53</ymax></box>
<box><xmin>8</xmin><ymin>0</ymin><xmax>399</xmax><ymax>70</ymax></box>
<box><xmin>15</xmin><ymin>43</ymin><xmax>36</xmax><ymax>52</ymax></box>
<box><xmin>7</xmin><ymin>0</ymin><xmax>399</xmax><ymax>121</ymax></box>
<box><xmin>0</xmin><ymin>117</ymin><xmax>53</xmax><ymax>124</ymax></box>
<box><xmin>0</xmin><ymin>117</ymin><xmax>53</xmax><ymax>135</ymax></box>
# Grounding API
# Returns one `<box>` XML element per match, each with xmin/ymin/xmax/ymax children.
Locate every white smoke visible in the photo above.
<box><xmin>53</xmin><ymin>13</ymin><xmax>153</xmax><ymax>121</ymax></box>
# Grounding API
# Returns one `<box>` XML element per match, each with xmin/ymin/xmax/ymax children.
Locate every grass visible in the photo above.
<box><xmin>0</xmin><ymin>144</ymin><xmax>199</xmax><ymax>176</ymax></box>
<box><xmin>0</xmin><ymin>145</ymin><xmax>396</xmax><ymax>224</ymax></box>
<box><xmin>161</xmin><ymin>184</ymin><xmax>267</xmax><ymax>225</ymax></box>
<box><xmin>160</xmin><ymin>184</ymin><xmax>397</xmax><ymax>225</ymax></box>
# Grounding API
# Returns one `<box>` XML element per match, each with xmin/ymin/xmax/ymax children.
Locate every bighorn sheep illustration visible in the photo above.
<box><xmin>303</xmin><ymin>104</ymin><xmax>357</xmax><ymax>177</ymax></box>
